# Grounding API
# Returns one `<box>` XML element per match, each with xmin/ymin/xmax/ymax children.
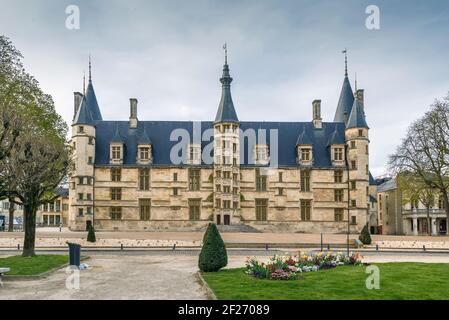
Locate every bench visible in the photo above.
<box><xmin>0</xmin><ymin>267</ymin><xmax>10</xmax><ymax>286</ymax></box>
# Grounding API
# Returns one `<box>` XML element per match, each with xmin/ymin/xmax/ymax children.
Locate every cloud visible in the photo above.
<box><xmin>1</xmin><ymin>0</ymin><xmax>448</xmax><ymax>176</ymax></box>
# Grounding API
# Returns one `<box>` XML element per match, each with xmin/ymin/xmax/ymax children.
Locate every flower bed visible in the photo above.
<box><xmin>245</xmin><ymin>252</ymin><xmax>363</xmax><ymax>280</ymax></box>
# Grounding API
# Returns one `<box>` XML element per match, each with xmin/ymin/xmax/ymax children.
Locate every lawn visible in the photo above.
<box><xmin>0</xmin><ymin>255</ymin><xmax>69</xmax><ymax>276</ymax></box>
<box><xmin>202</xmin><ymin>263</ymin><xmax>449</xmax><ymax>300</ymax></box>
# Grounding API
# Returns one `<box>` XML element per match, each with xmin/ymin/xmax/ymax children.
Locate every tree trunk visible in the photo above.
<box><xmin>426</xmin><ymin>207</ymin><xmax>431</xmax><ymax>236</ymax></box>
<box><xmin>8</xmin><ymin>197</ymin><xmax>15</xmax><ymax>232</ymax></box>
<box><xmin>22</xmin><ymin>204</ymin><xmax>37</xmax><ymax>257</ymax></box>
<box><xmin>442</xmin><ymin>190</ymin><xmax>449</xmax><ymax>236</ymax></box>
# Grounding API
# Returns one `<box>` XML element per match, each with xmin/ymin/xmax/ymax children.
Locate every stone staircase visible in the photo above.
<box><xmin>200</xmin><ymin>224</ymin><xmax>261</xmax><ymax>233</ymax></box>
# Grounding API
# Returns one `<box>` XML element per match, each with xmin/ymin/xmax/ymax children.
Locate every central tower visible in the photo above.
<box><xmin>213</xmin><ymin>44</ymin><xmax>240</xmax><ymax>226</ymax></box>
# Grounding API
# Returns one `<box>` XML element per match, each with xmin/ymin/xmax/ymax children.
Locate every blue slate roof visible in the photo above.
<box><xmin>296</xmin><ymin>126</ymin><xmax>313</xmax><ymax>145</ymax></box>
<box><xmin>369</xmin><ymin>172</ymin><xmax>376</xmax><ymax>185</ymax></box>
<box><xmin>73</xmin><ymin>97</ymin><xmax>94</xmax><ymax>125</ymax></box>
<box><xmin>94</xmin><ymin>121</ymin><xmax>346</xmax><ymax>168</ymax></box>
<box><xmin>84</xmin><ymin>81</ymin><xmax>103</xmax><ymax>121</ymax></box>
<box><xmin>346</xmin><ymin>98</ymin><xmax>368</xmax><ymax>129</ymax></box>
<box><xmin>111</xmin><ymin>125</ymin><xmax>124</xmax><ymax>143</ymax></box>
<box><xmin>56</xmin><ymin>187</ymin><xmax>69</xmax><ymax>197</ymax></box>
<box><xmin>327</xmin><ymin>125</ymin><xmax>345</xmax><ymax>146</ymax></box>
<box><xmin>333</xmin><ymin>76</ymin><xmax>354</xmax><ymax>123</ymax></box>
<box><xmin>73</xmin><ymin>81</ymin><xmax>103</xmax><ymax>125</ymax></box>
<box><xmin>215</xmin><ymin>63</ymin><xmax>239</xmax><ymax>123</ymax></box>
<box><xmin>377</xmin><ymin>178</ymin><xmax>396</xmax><ymax>192</ymax></box>
<box><xmin>138</xmin><ymin>127</ymin><xmax>152</xmax><ymax>144</ymax></box>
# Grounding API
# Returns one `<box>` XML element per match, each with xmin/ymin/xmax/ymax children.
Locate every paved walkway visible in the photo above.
<box><xmin>0</xmin><ymin>255</ymin><xmax>209</xmax><ymax>300</ymax></box>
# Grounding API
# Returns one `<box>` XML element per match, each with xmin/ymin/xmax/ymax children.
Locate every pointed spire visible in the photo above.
<box><xmin>327</xmin><ymin>124</ymin><xmax>343</xmax><ymax>146</ymax></box>
<box><xmin>73</xmin><ymin>96</ymin><xmax>94</xmax><ymax>125</ymax></box>
<box><xmin>214</xmin><ymin>44</ymin><xmax>239</xmax><ymax>123</ymax></box>
<box><xmin>111</xmin><ymin>124</ymin><xmax>124</xmax><ymax>143</ymax></box>
<box><xmin>82</xmin><ymin>55</ymin><xmax>103</xmax><ymax>121</ymax></box>
<box><xmin>296</xmin><ymin>126</ymin><xmax>313</xmax><ymax>145</ymax></box>
<box><xmin>333</xmin><ymin>49</ymin><xmax>354</xmax><ymax>123</ymax></box>
<box><xmin>354</xmin><ymin>72</ymin><xmax>358</xmax><ymax>92</ymax></box>
<box><xmin>138</xmin><ymin>126</ymin><xmax>152</xmax><ymax>144</ymax></box>
<box><xmin>346</xmin><ymin>90</ymin><xmax>368</xmax><ymax>129</ymax></box>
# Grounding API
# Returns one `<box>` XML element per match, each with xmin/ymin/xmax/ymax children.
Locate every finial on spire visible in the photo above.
<box><xmin>223</xmin><ymin>42</ymin><xmax>228</xmax><ymax>65</ymax></box>
<box><xmin>342</xmin><ymin>48</ymin><xmax>348</xmax><ymax>77</ymax></box>
<box><xmin>83</xmin><ymin>70</ymin><xmax>86</xmax><ymax>95</ymax></box>
<box><xmin>88</xmin><ymin>55</ymin><xmax>92</xmax><ymax>82</ymax></box>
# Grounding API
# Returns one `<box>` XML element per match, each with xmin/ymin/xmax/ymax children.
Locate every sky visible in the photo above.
<box><xmin>1</xmin><ymin>0</ymin><xmax>449</xmax><ymax>176</ymax></box>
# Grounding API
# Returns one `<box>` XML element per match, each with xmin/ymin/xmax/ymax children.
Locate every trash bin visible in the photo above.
<box><xmin>68</xmin><ymin>243</ymin><xmax>81</xmax><ymax>267</ymax></box>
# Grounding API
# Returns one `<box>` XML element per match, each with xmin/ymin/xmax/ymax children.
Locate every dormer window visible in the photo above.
<box><xmin>330</xmin><ymin>145</ymin><xmax>345</xmax><ymax>167</ymax></box>
<box><xmin>187</xmin><ymin>144</ymin><xmax>201</xmax><ymax>165</ymax></box>
<box><xmin>112</xmin><ymin>146</ymin><xmax>121</xmax><ymax>160</ymax></box>
<box><xmin>297</xmin><ymin>146</ymin><xmax>313</xmax><ymax>165</ymax></box>
<box><xmin>137</xmin><ymin>144</ymin><xmax>152</xmax><ymax>165</ymax></box>
<box><xmin>333</xmin><ymin>147</ymin><xmax>343</xmax><ymax>161</ymax></box>
<box><xmin>301</xmin><ymin>149</ymin><xmax>310</xmax><ymax>161</ymax></box>
<box><xmin>254</xmin><ymin>144</ymin><xmax>269</xmax><ymax>165</ymax></box>
<box><xmin>140</xmin><ymin>147</ymin><xmax>149</xmax><ymax>160</ymax></box>
<box><xmin>110</xmin><ymin>143</ymin><xmax>124</xmax><ymax>165</ymax></box>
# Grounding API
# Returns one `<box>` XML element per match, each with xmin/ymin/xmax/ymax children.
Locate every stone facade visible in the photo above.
<box><xmin>37</xmin><ymin>191</ymin><xmax>70</xmax><ymax>227</ymax></box>
<box><xmin>68</xmin><ymin>55</ymin><xmax>372</xmax><ymax>233</ymax></box>
<box><xmin>377</xmin><ymin>178</ymin><xmax>448</xmax><ymax>235</ymax></box>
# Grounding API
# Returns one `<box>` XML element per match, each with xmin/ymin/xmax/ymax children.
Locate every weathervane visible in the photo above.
<box><xmin>83</xmin><ymin>70</ymin><xmax>86</xmax><ymax>95</ymax></box>
<box><xmin>88</xmin><ymin>54</ymin><xmax>92</xmax><ymax>82</ymax></box>
<box><xmin>342</xmin><ymin>48</ymin><xmax>348</xmax><ymax>77</ymax></box>
<box><xmin>223</xmin><ymin>42</ymin><xmax>228</xmax><ymax>65</ymax></box>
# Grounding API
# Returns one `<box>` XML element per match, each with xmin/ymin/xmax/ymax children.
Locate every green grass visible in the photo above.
<box><xmin>202</xmin><ymin>263</ymin><xmax>449</xmax><ymax>300</ymax></box>
<box><xmin>0</xmin><ymin>255</ymin><xmax>69</xmax><ymax>276</ymax></box>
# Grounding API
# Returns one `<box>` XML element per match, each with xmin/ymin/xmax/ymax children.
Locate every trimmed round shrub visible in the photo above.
<box><xmin>359</xmin><ymin>224</ymin><xmax>372</xmax><ymax>245</ymax></box>
<box><xmin>87</xmin><ymin>225</ymin><xmax>96</xmax><ymax>243</ymax></box>
<box><xmin>198</xmin><ymin>223</ymin><xmax>228</xmax><ymax>272</ymax></box>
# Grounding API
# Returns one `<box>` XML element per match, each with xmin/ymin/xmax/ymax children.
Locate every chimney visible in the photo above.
<box><xmin>312</xmin><ymin>99</ymin><xmax>322</xmax><ymax>129</ymax></box>
<box><xmin>73</xmin><ymin>92</ymin><xmax>83</xmax><ymax>120</ymax></box>
<box><xmin>129</xmin><ymin>98</ymin><xmax>138</xmax><ymax>129</ymax></box>
<box><xmin>356</xmin><ymin>89</ymin><xmax>364</xmax><ymax>105</ymax></box>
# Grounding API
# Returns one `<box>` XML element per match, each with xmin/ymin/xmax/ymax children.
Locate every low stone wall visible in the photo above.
<box><xmin>82</xmin><ymin>220</ymin><xmax>358</xmax><ymax>233</ymax></box>
<box><xmin>0</xmin><ymin>237</ymin><xmax>199</xmax><ymax>248</ymax></box>
<box><xmin>93</xmin><ymin>220</ymin><xmax>212</xmax><ymax>232</ymax></box>
<box><xmin>373</xmin><ymin>240</ymin><xmax>449</xmax><ymax>249</ymax></box>
<box><xmin>244</xmin><ymin>221</ymin><xmax>355</xmax><ymax>234</ymax></box>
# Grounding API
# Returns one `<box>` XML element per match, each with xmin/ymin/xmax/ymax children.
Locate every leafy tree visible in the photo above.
<box><xmin>389</xmin><ymin>96</ymin><xmax>449</xmax><ymax>235</ymax></box>
<box><xmin>198</xmin><ymin>223</ymin><xmax>228</xmax><ymax>272</ymax></box>
<box><xmin>359</xmin><ymin>224</ymin><xmax>372</xmax><ymax>245</ymax></box>
<box><xmin>0</xmin><ymin>36</ymin><xmax>71</xmax><ymax>256</ymax></box>
<box><xmin>87</xmin><ymin>225</ymin><xmax>96</xmax><ymax>243</ymax></box>
<box><xmin>397</xmin><ymin>172</ymin><xmax>436</xmax><ymax>235</ymax></box>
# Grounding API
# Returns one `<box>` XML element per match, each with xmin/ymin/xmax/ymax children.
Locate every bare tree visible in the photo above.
<box><xmin>389</xmin><ymin>95</ymin><xmax>449</xmax><ymax>235</ymax></box>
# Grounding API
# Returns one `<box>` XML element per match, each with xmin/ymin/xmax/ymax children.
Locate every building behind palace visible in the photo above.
<box><xmin>68</xmin><ymin>53</ymin><xmax>377</xmax><ymax>233</ymax></box>
<box><xmin>377</xmin><ymin>178</ymin><xmax>448</xmax><ymax>235</ymax></box>
<box><xmin>0</xmin><ymin>187</ymin><xmax>69</xmax><ymax>230</ymax></box>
